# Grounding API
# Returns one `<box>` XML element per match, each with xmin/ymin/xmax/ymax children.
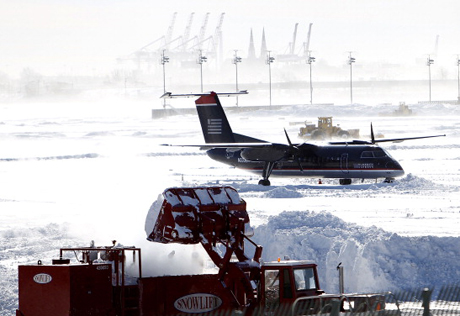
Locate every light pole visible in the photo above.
<box><xmin>266</xmin><ymin>51</ymin><xmax>275</xmax><ymax>106</ymax></box>
<box><xmin>348</xmin><ymin>52</ymin><xmax>355</xmax><ymax>104</ymax></box>
<box><xmin>161</xmin><ymin>50</ymin><xmax>169</xmax><ymax>108</ymax></box>
<box><xmin>307</xmin><ymin>51</ymin><xmax>316</xmax><ymax>104</ymax></box>
<box><xmin>197</xmin><ymin>50</ymin><xmax>207</xmax><ymax>92</ymax></box>
<box><xmin>427</xmin><ymin>55</ymin><xmax>434</xmax><ymax>102</ymax></box>
<box><xmin>233</xmin><ymin>50</ymin><xmax>242</xmax><ymax>106</ymax></box>
<box><xmin>457</xmin><ymin>55</ymin><xmax>460</xmax><ymax>103</ymax></box>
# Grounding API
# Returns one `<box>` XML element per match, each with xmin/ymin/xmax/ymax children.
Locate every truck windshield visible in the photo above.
<box><xmin>293</xmin><ymin>268</ymin><xmax>316</xmax><ymax>291</ymax></box>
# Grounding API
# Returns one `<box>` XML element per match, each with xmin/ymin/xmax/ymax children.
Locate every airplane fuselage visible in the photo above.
<box><xmin>206</xmin><ymin>143</ymin><xmax>404</xmax><ymax>180</ymax></box>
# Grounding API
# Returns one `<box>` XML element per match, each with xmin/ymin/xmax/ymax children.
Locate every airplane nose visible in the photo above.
<box><xmin>387</xmin><ymin>159</ymin><xmax>405</xmax><ymax>177</ymax></box>
<box><xmin>395</xmin><ymin>167</ymin><xmax>405</xmax><ymax>177</ymax></box>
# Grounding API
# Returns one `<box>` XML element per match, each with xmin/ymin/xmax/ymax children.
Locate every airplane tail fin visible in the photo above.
<box><xmin>195</xmin><ymin>92</ymin><xmax>235</xmax><ymax>143</ymax></box>
<box><xmin>195</xmin><ymin>92</ymin><xmax>266</xmax><ymax>144</ymax></box>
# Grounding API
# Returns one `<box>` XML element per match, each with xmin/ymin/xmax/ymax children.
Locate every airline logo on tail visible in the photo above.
<box><xmin>207</xmin><ymin>119</ymin><xmax>222</xmax><ymax>135</ymax></box>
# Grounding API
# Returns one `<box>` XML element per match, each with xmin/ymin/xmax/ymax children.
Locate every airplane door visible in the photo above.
<box><xmin>340</xmin><ymin>154</ymin><xmax>349</xmax><ymax>173</ymax></box>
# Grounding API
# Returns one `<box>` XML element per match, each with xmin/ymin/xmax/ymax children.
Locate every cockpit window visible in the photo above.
<box><xmin>373</xmin><ymin>149</ymin><xmax>387</xmax><ymax>158</ymax></box>
<box><xmin>380</xmin><ymin>148</ymin><xmax>393</xmax><ymax>158</ymax></box>
<box><xmin>361</xmin><ymin>149</ymin><xmax>388</xmax><ymax>158</ymax></box>
<box><xmin>361</xmin><ymin>151</ymin><xmax>374</xmax><ymax>158</ymax></box>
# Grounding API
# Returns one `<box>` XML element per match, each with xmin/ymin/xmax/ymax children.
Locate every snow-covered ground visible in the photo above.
<box><xmin>1</xmin><ymin>95</ymin><xmax>459</xmax><ymax>314</ymax></box>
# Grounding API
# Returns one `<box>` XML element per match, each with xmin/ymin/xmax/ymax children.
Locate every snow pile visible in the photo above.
<box><xmin>0</xmin><ymin>224</ymin><xmax>82</xmax><ymax>315</ymax></box>
<box><xmin>262</xmin><ymin>186</ymin><xmax>303</xmax><ymax>198</ymax></box>
<box><xmin>266</xmin><ymin>101</ymin><xmax>460</xmax><ymax>118</ymax></box>
<box><xmin>253</xmin><ymin>211</ymin><xmax>460</xmax><ymax>294</ymax></box>
<box><xmin>205</xmin><ymin>172</ymin><xmax>452</xmax><ymax>197</ymax></box>
<box><xmin>394</xmin><ymin>173</ymin><xmax>447</xmax><ymax>191</ymax></box>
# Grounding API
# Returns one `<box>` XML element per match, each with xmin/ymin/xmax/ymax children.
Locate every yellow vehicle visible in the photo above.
<box><xmin>298</xmin><ymin>117</ymin><xmax>360</xmax><ymax>140</ymax></box>
<box><xmin>379</xmin><ymin>102</ymin><xmax>414</xmax><ymax>117</ymax></box>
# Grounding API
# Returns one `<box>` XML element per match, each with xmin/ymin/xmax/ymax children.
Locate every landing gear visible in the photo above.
<box><xmin>258</xmin><ymin>161</ymin><xmax>276</xmax><ymax>186</ymax></box>
<box><xmin>384</xmin><ymin>177</ymin><xmax>395</xmax><ymax>183</ymax></box>
<box><xmin>258</xmin><ymin>179</ymin><xmax>271</xmax><ymax>186</ymax></box>
<box><xmin>339</xmin><ymin>178</ymin><xmax>352</xmax><ymax>185</ymax></box>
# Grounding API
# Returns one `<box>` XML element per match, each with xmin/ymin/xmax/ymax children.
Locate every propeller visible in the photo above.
<box><xmin>370</xmin><ymin>123</ymin><xmax>375</xmax><ymax>144</ymax></box>
<box><xmin>284</xmin><ymin>128</ymin><xmax>296</xmax><ymax>147</ymax></box>
<box><xmin>284</xmin><ymin>129</ymin><xmax>304</xmax><ymax>172</ymax></box>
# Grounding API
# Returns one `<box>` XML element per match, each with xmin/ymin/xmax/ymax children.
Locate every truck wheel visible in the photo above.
<box><xmin>338</xmin><ymin>130</ymin><xmax>350</xmax><ymax>139</ymax></box>
<box><xmin>311</xmin><ymin>130</ymin><xmax>325</xmax><ymax>140</ymax></box>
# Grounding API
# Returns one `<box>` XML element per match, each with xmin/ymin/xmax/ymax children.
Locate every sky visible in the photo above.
<box><xmin>1</xmin><ymin>0</ymin><xmax>460</xmax><ymax>77</ymax></box>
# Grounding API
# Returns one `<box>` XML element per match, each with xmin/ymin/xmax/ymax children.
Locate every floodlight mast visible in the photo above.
<box><xmin>457</xmin><ymin>55</ymin><xmax>460</xmax><ymax>103</ymax></box>
<box><xmin>427</xmin><ymin>55</ymin><xmax>434</xmax><ymax>102</ymax></box>
<box><xmin>161</xmin><ymin>50</ymin><xmax>170</xmax><ymax>108</ymax></box>
<box><xmin>266</xmin><ymin>51</ymin><xmax>275</xmax><ymax>106</ymax></box>
<box><xmin>197</xmin><ymin>50</ymin><xmax>207</xmax><ymax>92</ymax></box>
<box><xmin>233</xmin><ymin>50</ymin><xmax>242</xmax><ymax>106</ymax></box>
<box><xmin>348</xmin><ymin>52</ymin><xmax>356</xmax><ymax>104</ymax></box>
<box><xmin>307</xmin><ymin>51</ymin><xmax>316</xmax><ymax>105</ymax></box>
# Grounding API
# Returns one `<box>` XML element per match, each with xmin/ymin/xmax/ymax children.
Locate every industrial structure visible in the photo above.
<box><xmin>117</xmin><ymin>13</ymin><xmax>314</xmax><ymax>75</ymax></box>
<box><xmin>113</xmin><ymin>14</ymin><xmax>460</xmax><ymax>106</ymax></box>
<box><xmin>118</xmin><ymin>13</ymin><xmax>227</xmax><ymax>72</ymax></box>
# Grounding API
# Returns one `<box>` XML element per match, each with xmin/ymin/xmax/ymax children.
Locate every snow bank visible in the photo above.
<box><xmin>262</xmin><ymin>186</ymin><xmax>304</xmax><ymax>198</ymax></box>
<box><xmin>394</xmin><ymin>173</ymin><xmax>449</xmax><ymax>191</ymax></box>
<box><xmin>252</xmin><ymin>211</ymin><xmax>460</xmax><ymax>294</ymax></box>
<box><xmin>253</xmin><ymin>101</ymin><xmax>460</xmax><ymax>119</ymax></box>
<box><xmin>0</xmin><ymin>224</ymin><xmax>81</xmax><ymax>316</ymax></box>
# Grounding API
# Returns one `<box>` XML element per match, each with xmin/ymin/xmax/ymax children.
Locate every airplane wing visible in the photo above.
<box><xmin>372</xmin><ymin>134</ymin><xmax>446</xmax><ymax>143</ymax></box>
<box><xmin>161</xmin><ymin>91</ymin><xmax>248</xmax><ymax>99</ymax></box>
<box><xmin>331</xmin><ymin>123</ymin><xmax>446</xmax><ymax>145</ymax></box>
<box><xmin>330</xmin><ymin>134</ymin><xmax>446</xmax><ymax>145</ymax></box>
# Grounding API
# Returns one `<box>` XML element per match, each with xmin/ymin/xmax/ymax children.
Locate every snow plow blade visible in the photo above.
<box><xmin>146</xmin><ymin>186</ymin><xmax>251</xmax><ymax>245</ymax></box>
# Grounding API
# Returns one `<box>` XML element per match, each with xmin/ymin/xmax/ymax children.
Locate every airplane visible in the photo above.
<box><xmin>162</xmin><ymin>91</ymin><xmax>446</xmax><ymax>186</ymax></box>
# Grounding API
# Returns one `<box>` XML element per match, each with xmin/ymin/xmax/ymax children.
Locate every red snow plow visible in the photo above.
<box><xmin>17</xmin><ymin>186</ymin><xmax>387</xmax><ymax>316</ymax></box>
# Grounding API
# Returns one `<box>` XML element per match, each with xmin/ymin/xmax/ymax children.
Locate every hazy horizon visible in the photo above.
<box><xmin>2</xmin><ymin>0</ymin><xmax>460</xmax><ymax>78</ymax></box>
